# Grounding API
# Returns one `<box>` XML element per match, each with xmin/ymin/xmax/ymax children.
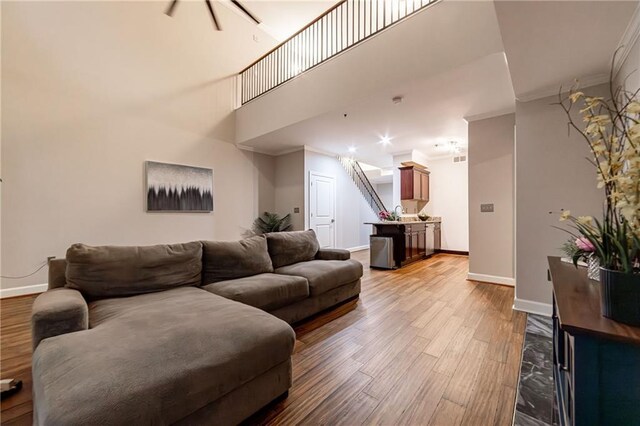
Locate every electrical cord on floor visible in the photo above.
<box><xmin>1</xmin><ymin>261</ymin><xmax>47</xmax><ymax>279</ymax></box>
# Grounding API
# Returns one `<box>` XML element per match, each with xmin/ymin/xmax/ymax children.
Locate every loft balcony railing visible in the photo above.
<box><xmin>239</xmin><ymin>0</ymin><xmax>439</xmax><ymax>104</ymax></box>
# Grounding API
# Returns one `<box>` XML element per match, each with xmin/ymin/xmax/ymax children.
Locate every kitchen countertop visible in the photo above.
<box><xmin>364</xmin><ymin>220</ymin><xmax>441</xmax><ymax>225</ymax></box>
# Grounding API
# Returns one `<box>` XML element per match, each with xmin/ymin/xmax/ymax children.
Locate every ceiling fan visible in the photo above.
<box><xmin>165</xmin><ymin>0</ymin><xmax>261</xmax><ymax>31</ymax></box>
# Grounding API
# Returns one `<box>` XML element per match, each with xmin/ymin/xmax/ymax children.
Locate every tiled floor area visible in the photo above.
<box><xmin>514</xmin><ymin>314</ymin><xmax>556</xmax><ymax>426</ymax></box>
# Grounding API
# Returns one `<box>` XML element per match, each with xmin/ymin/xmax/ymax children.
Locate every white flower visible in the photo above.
<box><xmin>577</xmin><ymin>216</ymin><xmax>593</xmax><ymax>226</ymax></box>
<box><xmin>626</xmin><ymin>101</ymin><xmax>640</xmax><ymax>114</ymax></box>
<box><xmin>569</xmin><ymin>91</ymin><xmax>584</xmax><ymax>103</ymax></box>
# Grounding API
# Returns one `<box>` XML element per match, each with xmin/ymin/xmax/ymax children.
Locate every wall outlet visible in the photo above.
<box><xmin>294</xmin><ymin>207</ymin><xmax>300</xmax><ymax>213</ymax></box>
<box><xmin>480</xmin><ymin>203</ymin><xmax>494</xmax><ymax>213</ymax></box>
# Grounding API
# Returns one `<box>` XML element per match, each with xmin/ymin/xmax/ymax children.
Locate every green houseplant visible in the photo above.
<box><xmin>252</xmin><ymin>212</ymin><xmax>293</xmax><ymax>234</ymax></box>
<box><xmin>557</xmin><ymin>61</ymin><xmax>640</xmax><ymax>325</ymax></box>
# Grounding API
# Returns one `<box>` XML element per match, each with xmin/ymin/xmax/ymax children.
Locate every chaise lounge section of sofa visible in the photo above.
<box><xmin>31</xmin><ymin>230</ymin><xmax>362</xmax><ymax>425</ymax></box>
<box><xmin>201</xmin><ymin>230</ymin><xmax>363</xmax><ymax>324</ymax></box>
<box><xmin>33</xmin><ymin>242</ymin><xmax>294</xmax><ymax>426</ymax></box>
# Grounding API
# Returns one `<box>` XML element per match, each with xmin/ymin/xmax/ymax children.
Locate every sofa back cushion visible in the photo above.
<box><xmin>65</xmin><ymin>242</ymin><xmax>202</xmax><ymax>298</ymax></box>
<box><xmin>201</xmin><ymin>236</ymin><xmax>274</xmax><ymax>284</ymax></box>
<box><xmin>266</xmin><ymin>230</ymin><xmax>320</xmax><ymax>268</ymax></box>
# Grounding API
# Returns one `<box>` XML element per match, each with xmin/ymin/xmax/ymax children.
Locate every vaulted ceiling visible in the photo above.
<box><xmin>235</xmin><ymin>0</ymin><xmax>639</xmax><ymax>168</ymax></box>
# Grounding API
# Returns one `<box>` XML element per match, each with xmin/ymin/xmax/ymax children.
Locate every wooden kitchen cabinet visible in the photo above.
<box><xmin>368</xmin><ymin>222</ymin><xmax>435</xmax><ymax>268</ymax></box>
<box><xmin>403</xmin><ymin>223</ymin><xmax>427</xmax><ymax>264</ymax></box>
<box><xmin>400</xmin><ymin>166</ymin><xmax>430</xmax><ymax>202</ymax></box>
<box><xmin>421</xmin><ymin>172</ymin><xmax>429</xmax><ymax>202</ymax></box>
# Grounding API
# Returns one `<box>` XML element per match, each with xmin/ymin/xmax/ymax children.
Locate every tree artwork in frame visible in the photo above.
<box><xmin>145</xmin><ymin>161</ymin><xmax>213</xmax><ymax>212</ymax></box>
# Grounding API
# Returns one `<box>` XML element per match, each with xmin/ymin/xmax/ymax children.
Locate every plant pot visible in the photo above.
<box><xmin>599</xmin><ymin>268</ymin><xmax>640</xmax><ymax>326</ymax></box>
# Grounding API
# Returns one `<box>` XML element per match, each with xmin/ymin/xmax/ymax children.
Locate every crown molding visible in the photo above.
<box><xmin>613</xmin><ymin>1</ymin><xmax>640</xmax><ymax>80</ymax></box>
<box><xmin>234</xmin><ymin>144</ymin><xmax>275</xmax><ymax>155</ymax></box>
<box><xmin>463</xmin><ymin>106</ymin><xmax>515</xmax><ymax>123</ymax></box>
<box><xmin>516</xmin><ymin>73</ymin><xmax>609</xmax><ymax>103</ymax></box>
<box><xmin>235</xmin><ymin>143</ymin><xmax>309</xmax><ymax>157</ymax></box>
<box><xmin>276</xmin><ymin>146</ymin><xmax>305</xmax><ymax>156</ymax></box>
<box><xmin>302</xmin><ymin>145</ymin><xmax>339</xmax><ymax>158</ymax></box>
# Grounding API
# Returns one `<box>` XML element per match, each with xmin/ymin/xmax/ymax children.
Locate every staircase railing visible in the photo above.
<box><xmin>338</xmin><ymin>156</ymin><xmax>387</xmax><ymax>215</ymax></box>
<box><xmin>239</xmin><ymin>0</ymin><xmax>440</xmax><ymax>104</ymax></box>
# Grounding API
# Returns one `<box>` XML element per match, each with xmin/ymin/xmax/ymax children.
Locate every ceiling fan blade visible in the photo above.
<box><xmin>231</xmin><ymin>0</ymin><xmax>261</xmax><ymax>25</ymax></box>
<box><xmin>165</xmin><ymin>0</ymin><xmax>179</xmax><ymax>16</ymax></box>
<box><xmin>204</xmin><ymin>0</ymin><xmax>222</xmax><ymax>31</ymax></box>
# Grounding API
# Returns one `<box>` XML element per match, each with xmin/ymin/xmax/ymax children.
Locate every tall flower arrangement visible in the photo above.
<box><xmin>557</xmin><ymin>61</ymin><xmax>640</xmax><ymax>274</ymax></box>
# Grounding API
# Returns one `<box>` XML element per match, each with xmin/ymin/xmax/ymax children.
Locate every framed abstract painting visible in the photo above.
<box><xmin>145</xmin><ymin>161</ymin><xmax>213</xmax><ymax>212</ymax></box>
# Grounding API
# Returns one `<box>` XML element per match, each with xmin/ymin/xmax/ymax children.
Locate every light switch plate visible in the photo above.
<box><xmin>481</xmin><ymin>203</ymin><xmax>494</xmax><ymax>213</ymax></box>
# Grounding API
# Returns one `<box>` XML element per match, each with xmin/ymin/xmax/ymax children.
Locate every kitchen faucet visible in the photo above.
<box><xmin>394</xmin><ymin>205</ymin><xmax>404</xmax><ymax>217</ymax></box>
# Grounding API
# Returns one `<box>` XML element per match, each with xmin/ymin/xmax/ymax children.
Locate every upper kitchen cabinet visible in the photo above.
<box><xmin>400</xmin><ymin>166</ymin><xmax>430</xmax><ymax>202</ymax></box>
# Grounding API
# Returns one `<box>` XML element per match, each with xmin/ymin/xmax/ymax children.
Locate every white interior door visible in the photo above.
<box><xmin>309</xmin><ymin>172</ymin><xmax>336</xmax><ymax>249</ymax></box>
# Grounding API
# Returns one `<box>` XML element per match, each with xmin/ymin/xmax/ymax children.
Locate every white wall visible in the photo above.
<box><xmin>256</xmin><ymin>154</ymin><xmax>276</xmax><ymax>214</ymax></box>
<box><xmin>304</xmin><ymin>150</ymin><xmax>377</xmax><ymax>250</ymax></box>
<box><xmin>392</xmin><ymin>151</ymin><xmax>413</xmax><ymax>209</ymax></box>
<box><xmin>615</xmin><ymin>17</ymin><xmax>640</xmax><ymax>92</ymax></box>
<box><xmin>1</xmin><ymin>1</ymin><xmax>277</xmax><ymax>291</ymax></box>
<box><xmin>468</xmin><ymin>113</ymin><xmax>515</xmax><ymax>283</ymax></box>
<box><xmin>274</xmin><ymin>150</ymin><xmax>305</xmax><ymax>231</ymax></box>
<box><xmin>515</xmin><ymin>85</ymin><xmax>606</xmax><ymax>313</ymax></box>
<box><xmin>422</xmin><ymin>157</ymin><xmax>469</xmax><ymax>252</ymax></box>
<box><xmin>375</xmin><ymin>183</ymin><xmax>393</xmax><ymax>212</ymax></box>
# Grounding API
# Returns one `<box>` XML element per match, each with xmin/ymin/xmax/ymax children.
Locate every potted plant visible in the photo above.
<box><xmin>557</xmin><ymin>63</ymin><xmax>640</xmax><ymax>325</ymax></box>
<box><xmin>378</xmin><ymin>210</ymin><xmax>400</xmax><ymax>222</ymax></box>
<box><xmin>252</xmin><ymin>212</ymin><xmax>292</xmax><ymax>234</ymax></box>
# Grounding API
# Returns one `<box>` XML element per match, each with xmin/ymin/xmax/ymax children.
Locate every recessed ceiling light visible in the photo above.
<box><xmin>348</xmin><ymin>146</ymin><xmax>357</xmax><ymax>153</ymax></box>
<box><xmin>379</xmin><ymin>136</ymin><xmax>391</xmax><ymax>145</ymax></box>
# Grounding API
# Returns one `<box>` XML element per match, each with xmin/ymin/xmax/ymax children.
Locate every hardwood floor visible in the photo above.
<box><xmin>0</xmin><ymin>251</ymin><xmax>525</xmax><ymax>425</ymax></box>
<box><xmin>1</xmin><ymin>294</ymin><xmax>36</xmax><ymax>425</ymax></box>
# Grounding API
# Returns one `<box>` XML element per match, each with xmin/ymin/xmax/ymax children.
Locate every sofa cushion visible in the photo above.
<box><xmin>33</xmin><ymin>287</ymin><xmax>294</xmax><ymax>425</ymax></box>
<box><xmin>65</xmin><ymin>242</ymin><xmax>202</xmax><ymax>299</ymax></box>
<box><xmin>315</xmin><ymin>248</ymin><xmax>351</xmax><ymax>261</ymax></box>
<box><xmin>266</xmin><ymin>230</ymin><xmax>319</xmax><ymax>268</ymax></box>
<box><xmin>202</xmin><ymin>237</ymin><xmax>273</xmax><ymax>284</ymax></box>
<box><xmin>202</xmin><ymin>273</ymin><xmax>309</xmax><ymax>311</ymax></box>
<box><xmin>275</xmin><ymin>259</ymin><xmax>363</xmax><ymax>296</ymax></box>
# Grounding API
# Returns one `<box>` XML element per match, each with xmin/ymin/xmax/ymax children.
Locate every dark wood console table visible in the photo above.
<box><xmin>548</xmin><ymin>256</ymin><xmax>640</xmax><ymax>426</ymax></box>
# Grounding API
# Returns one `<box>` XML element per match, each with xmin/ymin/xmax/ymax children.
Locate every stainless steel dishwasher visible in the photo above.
<box><xmin>370</xmin><ymin>236</ymin><xmax>395</xmax><ymax>269</ymax></box>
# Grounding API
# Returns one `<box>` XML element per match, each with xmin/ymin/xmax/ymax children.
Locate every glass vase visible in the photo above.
<box><xmin>587</xmin><ymin>254</ymin><xmax>600</xmax><ymax>281</ymax></box>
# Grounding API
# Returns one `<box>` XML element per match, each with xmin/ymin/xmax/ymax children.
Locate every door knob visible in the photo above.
<box><xmin>331</xmin><ymin>219</ymin><xmax>335</xmax><ymax>223</ymax></box>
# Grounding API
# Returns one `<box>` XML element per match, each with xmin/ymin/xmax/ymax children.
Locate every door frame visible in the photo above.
<box><xmin>308</xmin><ymin>170</ymin><xmax>337</xmax><ymax>249</ymax></box>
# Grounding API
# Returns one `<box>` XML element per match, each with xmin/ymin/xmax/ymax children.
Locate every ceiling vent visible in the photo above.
<box><xmin>453</xmin><ymin>155</ymin><xmax>467</xmax><ymax>163</ymax></box>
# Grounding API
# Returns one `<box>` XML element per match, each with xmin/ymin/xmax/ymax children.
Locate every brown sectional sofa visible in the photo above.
<box><xmin>31</xmin><ymin>230</ymin><xmax>362</xmax><ymax>425</ymax></box>
<box><xmin>201</xmin><ymin>231</ymin><xmax>362</xmax><ymax>324</ymax></box>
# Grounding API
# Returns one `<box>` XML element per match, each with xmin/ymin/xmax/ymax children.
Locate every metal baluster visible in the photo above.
<box><xmin>369</xmin><ymin>0</ymin><xmax>372</xmax><ymax>37</ymax></box>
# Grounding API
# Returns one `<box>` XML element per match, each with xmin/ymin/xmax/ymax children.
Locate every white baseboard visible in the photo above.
<box><xmin>513</xmin><ymin>298</ymin><xmax>553</xmax><ymax>317</ymax></box>
<box><xmin>467</xmin><ymin>273</ymin><xmax>515</xmax><ymax>287</ymax></box>
<box><xmin>347</xmin><ymin>245</ymin><xmax>369</xmax><ymax>252</ymax></box>
<box><xmin>0</xmin><ymin>283</ymin><xmax>48</xmax><ymax>299</ymax></box>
